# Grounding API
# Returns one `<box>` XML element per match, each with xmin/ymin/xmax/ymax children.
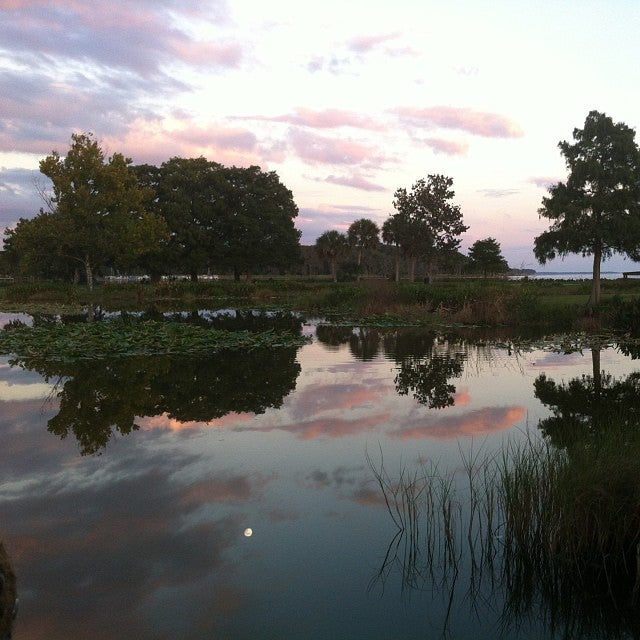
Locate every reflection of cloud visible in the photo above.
<box><xmin>1</xmin><ymin>456</ymin><xmax>252</xmax><ymax>638</ymax></box>
<box><xmin>393</xmin><ymin>106</ymin><xmax>523</xmax><ymax>138</ymax></box>
<box><xmin>247</xmin><ymin>412</ymin><xmax>392</xmax><ymax>440</ymax></box>
<box><xmin>180</xmin><ymin>473</ymin><xmax>274</xmax><ymax>505</ymax></box>
<box><xmin>391</xmin><ymin>406</ymin><xmax>526</xmax><ymax>440</ymax></box>
<box><xmin>139</xmin><ymin>411</ymin><xmax>255</xmax><ymax>432</ymax></box>
<box><xmin>453</xmin><ymin>388</ymin><xmax>471</xmax><ymax>406</ymax></box>
<box><xmin>293</xmin><ymin>382</ymin><xmax>383</xmax><ymax>418</ymax></box>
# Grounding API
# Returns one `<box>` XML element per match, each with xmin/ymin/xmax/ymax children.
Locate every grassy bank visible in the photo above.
<box><xmin>0</xmin><ymin>276</ymin><xmax>640</xmax><ymax>329</ymax></box>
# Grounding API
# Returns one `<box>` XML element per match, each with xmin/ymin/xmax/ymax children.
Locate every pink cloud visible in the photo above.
<box><xmin>139</xmin><ymin>411</ymin><xmax>255</xmax><ymax>432</ymax></box>
<box><xmin>103</xmin><ymin>120</ymin><xmax>266</xmax><ymax>167</ymax></box>
<box><xmin>245</xmin><ymin>412</ymin><xmax>392</xmax><ymax>440</ymax></box>
<box><xmin>348</xmin><ymin>32</ymin><xmax>400</xmax><ymax>53</ymax></box>
<box><xmin>243</xmin><ymin>107</ymin><xmax>385</xmax><ymax>131</ymax></box>
<box><xmin>324</xmin><ymin>174</ymin><xmax>386</xmax><ymax>192</ymax></box>
<box><xmin>453</xmin><ymin>388</ymin><xmax>472</xmax><ymax>406</ymax></box>
<box><xmin>290</xmin><ymin>129</ymin><xmax>386</xmax><ymax>166</ymax></box>
<box><xmin>394</xmin><ymin>106</ymin><xmax>523</xmax><ymax>138</ymax></box>
<box><xmin>180</xmin><ymin>474</ymin><xmax>272</xmax><ymax>505</ymax></box>
<box><xmin>168</xmin><ymin>39</ymin><xmax>243</xmax><ymax>68</ymax></box>
<box><xmin>391</xmin><ymin>406</ymin><xmax>526</xmax><ymax>440</ymax></box>
<box><xmin>424</xmin><ymin>137</ymin><xmax>469</xmax><ymax>156</ymax></box>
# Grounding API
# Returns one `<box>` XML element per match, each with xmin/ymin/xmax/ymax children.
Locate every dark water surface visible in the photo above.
<box><xmin>1</xmin><ymin>312</ymin><xmax>639</xmax><ymax>639</ymax></box>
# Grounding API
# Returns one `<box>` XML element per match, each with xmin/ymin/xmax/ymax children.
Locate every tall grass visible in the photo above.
<box><xmin>370</xmin><ymin>425</ymin><xmax>640</xmax><ymax>636</ymax></box>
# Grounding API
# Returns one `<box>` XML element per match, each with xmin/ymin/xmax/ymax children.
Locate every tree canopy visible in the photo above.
<box><xmin>136</xmin><ymin>159</ymin><xmax>301</xmax><ymax>280</ymax></box>
<box><xmin>534</xmin><ymin>110</ymin><xmax>640</xmax><ymax>307</ymax></box>
<box><xmin>383</xmin><ymin>174</ymin><xmax>468</xmax><ymax>282</ymax></box>
<box><xmin>5</xmin><ymin>132</ymin><xmax>169</xmax><ymax>288</ymax></box>
<box><xmin>347</xmin><ymin>218</ymin><xmax>379</xmax><ymax>278</ymax></box>
<box><xmin>315</xmin><ymin>230</ymin><xmax>348</xmax><ymax>282</ymax></box>
<box><xmin>467</xmin><ymin>237</ymin><xmax>509</xmax><ymax>277</ymax></box>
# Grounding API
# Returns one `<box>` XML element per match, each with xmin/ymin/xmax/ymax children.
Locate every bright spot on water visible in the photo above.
<box><xmin>244</xmin><ymin>528</ymin><xmax>253</xmax><ymax>537</ymax></box>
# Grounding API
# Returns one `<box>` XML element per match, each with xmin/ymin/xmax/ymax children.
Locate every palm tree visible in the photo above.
<box><xmin>347</xmin><ymin>218</ymin><xmax>379</xmax><ymax>279</ymax></box>
<box><xmin>315</xmin><ymin>230</ymin><xmax>348</xmax><ymax>282</ymax></box>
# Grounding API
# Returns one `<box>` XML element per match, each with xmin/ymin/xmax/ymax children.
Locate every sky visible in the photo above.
<box><xmin>1</xmin><ymin>0</ymin><xmax>640</xmax><ymax>272</ymax></box>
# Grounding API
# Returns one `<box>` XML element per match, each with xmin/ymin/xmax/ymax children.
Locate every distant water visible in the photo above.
<box><xmin>513</xmin><ymin>271</ymin><xmax>630</xmax><ymax>280</ymax></box>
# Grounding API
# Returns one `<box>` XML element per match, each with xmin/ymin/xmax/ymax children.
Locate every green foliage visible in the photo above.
<box><xmin>137</xmin><ymin>159</ymin><xmax>302</xmax><ymax>280</ymax></box>
<box><xmin>535</xmin><ymin>111</ymin><xmax>640</xmax><ymax>307</ymax></box>
<box><xmin>0</xmin><ymin>319</ymin><xmax>310</xmax><ymax>361</ymax></box>
<box><xmin>315</xmin><ymin>230</ymin><xmax>349</xmax><ymax>282</ymax></box>
<box><xmin>34</xmin><ymin>132</ymin><xmax>169</xmax><ymax>289</ymax></box>
<box><xmin>384</xmin><ymin>175</ymin><xmax>468</xmax><ymax>282</ymax></box>
<box><xmin>467</xmin><ymin>237</ymin><xmax>509</xmax><ymax>277</ymax></box>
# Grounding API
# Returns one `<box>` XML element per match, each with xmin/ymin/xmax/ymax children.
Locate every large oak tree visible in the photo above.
<box><xmin>12</xmin><ymin>132</ymin><xmax>169</xmax><ymax>289</ymax></box>
<box><xmin>534</xmin><ymin>110</ymin><xmax>640</xmax><ymax>307</ymax></box>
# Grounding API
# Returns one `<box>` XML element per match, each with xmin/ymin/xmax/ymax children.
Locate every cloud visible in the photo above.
<box><xmin>290</xmin><ymin>129</ymin><xmax>388</xmax><ymax>167</ymax></box>
<box><xmin>347</xmin><ymin>32</ymin><xmax>400</xmax><ymax>53</ymax></box>
<box><xmin>424</xmin><ymin>137</ymin><xmax>469</xmax><ymax>156</ymax></box>
<box><xmin>393</xmin><ymin>106</ymin><xmax>524</xmax><ymax>138</ymax></box>
<box><xmin>1</xmin><ymin>1</ymin><xmax>238</xmax><ymax>77</ymax></box>
<box><xmin>240</xmin><ymin>107</ymin><xmax>385</xmax><ymax>131</ymax></box>
<box><xmin>306</xmin><ymin>54</ymin><xmax>351</xmax><ymax>75</ymax></box>
<box><xmin>244</xmin><ymin>412</ymin><xmax>392</xmax><ymax>440</ymax></box>
<box><xmin>530</xmin><ymin>176</ymin><xmax>561</xmax><ymax>189</ymax></box>
<box><xmin>324</xmin><ymin>174</ymin><xmax>386</xmax><ymax>192</ymax></box>
<box><xmin>478</xmin><ymin>188</ymin><xmax>521</xmax><ymax>198</ymax></box>
<box><xmin>390</xmin><ymin>406</ymin><xmax>526</xmax><ymax>440</ymax></box>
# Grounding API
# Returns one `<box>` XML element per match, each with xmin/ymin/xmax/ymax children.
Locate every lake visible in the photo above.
<box><xmin>0</xmin><ymin>311</ymin><xmax>639</xmax><ymax>639</ymax></box>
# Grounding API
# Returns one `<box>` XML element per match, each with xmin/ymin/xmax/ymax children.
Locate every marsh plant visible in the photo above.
<box><xmin>370</xmin><ymin>427</ymin><xmax>640</xmax><ymax>637</ymax></box>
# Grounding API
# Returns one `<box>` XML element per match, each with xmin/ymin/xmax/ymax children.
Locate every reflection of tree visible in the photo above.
<box><xmin>395</xmin><ymin>354</ymin><xmax>465</xmax><ymax>409</ymax></box>
<box><xmin>386</xmin><ymin>332</ymin><xmax>466</xmax><ymax>409</ymax></box>
<box><xmin>315</xmin><ymin>325</ymin><xmax>354</xmax><ymax>349</ymax></box>
<box><xmin>535</xmin><ymin>348</ymin><xmax>640</xmax><ymax>448</ymax></box>
<box><xmin>13</xmin><ymin>347</ymin><xmax>301</xmax><ymax>455</ymax></box>
<box><xmin>349</xmin><ymin>328</ymin><xmax>380</xmax><ymax>361</ymax></box>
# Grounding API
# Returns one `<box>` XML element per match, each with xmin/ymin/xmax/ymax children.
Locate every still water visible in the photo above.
<box><xmin>0</xmin><ymin>312</ymin><xmax>638</xmax><ymax>639</ymax></box>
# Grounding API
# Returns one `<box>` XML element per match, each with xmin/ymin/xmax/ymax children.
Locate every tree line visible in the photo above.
<box><xmin>3</xmin><ymin>133</ymin><xmax>301</xmax><ymax>288</ymax></box>
<box><xmin>4</xmin><ymin>108</ymin><xmax>640</xmax><ymax>302</ymax></box>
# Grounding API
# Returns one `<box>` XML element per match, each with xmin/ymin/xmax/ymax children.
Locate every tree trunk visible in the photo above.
<box><xmin>409</xmin><ymin>256</ymin><xmax>417</xmax><ymax>282</ymax></box>
<box><xmin>330</xmin><ymin>258</ymin><xmax>337</xmax><ymax>282</ymax></box>
<box><xmin>84</xmin><ymin>255</ymin><xmax>93</xmax><ymax>291</ymax></box>
<box><xmin>394</xmin><ymin>254</ymin><xmax>400</xmax><ymax>283</ymax></box>
<box><xmin>588</xmin><ymin>245</ymin><xmax>602</xmax><ymax>308</ymax></box>
<box><xmin>357</xmin><ymin>249</ymin><xmax>362</xmax><ymax>281</ymax></box>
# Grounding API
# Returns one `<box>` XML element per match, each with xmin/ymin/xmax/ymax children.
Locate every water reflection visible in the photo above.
<box><xmin>373</xmin><ymin>341</ymin><xmax>640</xmax><ymax>639</ymax></box>
<box><xmin>11</xmin><ymin>347</ymin><xmax>301</xmax><ymax>455</ymax></box>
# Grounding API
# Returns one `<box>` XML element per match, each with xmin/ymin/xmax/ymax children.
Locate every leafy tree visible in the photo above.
<box><xmin>315</xmin><ymin>230</ymin><xmax>348</xmax><ymax>282</ymax></box>
<box><xmin>534</xmin><ymin>110</ymin><xmax>640</xmax><ymax>307</ymax></box>
<box><xmin>347</xmin><ymin>218</ymin><xmax>379</xmax><ymax>278</ymax></box>
<box><xmin>216</xmin><ymin>166</ymin><xmax>302</xmax><ymax>279</ymax></box>
<box><xmin>385</xmin><ymin>175</ymin><xmax>468</xmax><ymax>282</ymax></box>
<box><xmin>136</xmin><ymin>160</ymin><xmax>301</xmax><ymax>280</ymax></box>
<box><xmin>467</xmin><ymin>237</ymin><xmax>510</xmax><ymax>277</ymax></box>
<box><xmin>4</xmin><ymin>213</ymin><xmax>75</xmax><ymax>280</ymax></box>
<box><xmin>37</xmin><ymin>132</ymin><xmax>168</xmax><ymax>289</ymax></box>
<box><xmin>135</xmin><ymin>157</ymin><xmax>223</xmax><ymax>280</ymax></box>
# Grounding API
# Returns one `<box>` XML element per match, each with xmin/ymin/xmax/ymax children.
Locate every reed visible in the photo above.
<box><xmin>371</xmin><ymin>425</ymin><xmax>640</xmax><ymax>635</ymax></box>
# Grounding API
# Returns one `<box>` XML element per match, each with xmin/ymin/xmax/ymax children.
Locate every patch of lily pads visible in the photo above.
<box><xmin>0</xmin><ymin>320</ymin><xmax>311</xmax><ymax>361</ymax></box>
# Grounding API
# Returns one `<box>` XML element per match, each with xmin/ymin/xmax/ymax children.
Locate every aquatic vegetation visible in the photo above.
<box><xmin>0</xmin><ymin>319</ymin><xmax>310</xmax><ymax>361</ymax></box>
<box><xmin>370</xmin><ymin>426</ymin><xmax>640</xmax><ymax>637</ymax></box>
